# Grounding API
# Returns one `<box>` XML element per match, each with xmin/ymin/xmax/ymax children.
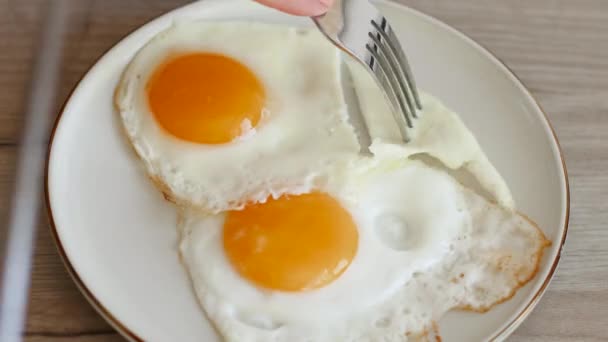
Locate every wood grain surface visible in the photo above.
<box><xmin>1</xmin><ymin>0</ymin><xmax>606</xmax><ymax>341</ymax></box>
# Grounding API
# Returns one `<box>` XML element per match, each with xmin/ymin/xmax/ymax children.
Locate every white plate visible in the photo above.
<box><xmin>45</xmin><ymin>0</ymin><xmax>569</xmax><ymax>340</ymax></box>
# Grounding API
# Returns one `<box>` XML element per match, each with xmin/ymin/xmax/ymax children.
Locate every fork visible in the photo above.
<box><xmin>312</xmin><ymin>0</ymin><xmax>422</xmax><ymax>142</ymax></box>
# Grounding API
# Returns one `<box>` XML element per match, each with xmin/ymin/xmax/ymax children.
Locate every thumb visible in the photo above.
<box><xmin>254</xmin><ymin>0</ymin><xmax>334</xmax><ymax>16</ymax></box>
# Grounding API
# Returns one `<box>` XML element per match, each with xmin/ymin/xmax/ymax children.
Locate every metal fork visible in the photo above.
<box><xmin>312</xmin><ymin>0</ymin><xmax>422</xmax><ymax>142</ymax></box>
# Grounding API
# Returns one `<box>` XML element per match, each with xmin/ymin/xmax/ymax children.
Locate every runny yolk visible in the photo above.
<box><xmin>223</xmin><ymin>193</ymin><xmax>359</xmax><ymax>292</ymax></box>
<box><xmin>146</xmin><ymin>53</ymin><xmax>265</xmax><ymax>144</ymax></box>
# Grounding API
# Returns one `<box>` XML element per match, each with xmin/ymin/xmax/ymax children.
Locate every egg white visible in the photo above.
<box><xmin>115</xmin><ymin>22</ymin><xmax>359</xmax><ymax>213</ymax></box>
<box><xmin>347</xmin><ymin>62</ymin><xmax>515</xmax><ymax>209</ymax></box>
<box><xmin>178</xmin><ymin>159</ymin><xmax>548</xmax><ymax>341</ymax></box>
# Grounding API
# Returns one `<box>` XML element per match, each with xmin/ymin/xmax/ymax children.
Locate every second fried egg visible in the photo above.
<box><xmin>179</xmin><ymin>159</ymin><xmax>548</xmax><ymax>341</ymax></box>
<box><xmin>178</xmin><ymin>160</ymin><xmax>474</xmax><ymax>341</ymax></box>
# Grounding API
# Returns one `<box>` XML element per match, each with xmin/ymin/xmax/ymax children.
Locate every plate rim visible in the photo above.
<box><xmin>44</xmin><ymin>1</ymin><xmax>570</xmax><ymax>341</ymax></box>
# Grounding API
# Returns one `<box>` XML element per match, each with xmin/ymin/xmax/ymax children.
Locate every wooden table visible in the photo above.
<box><xmin>1</xmin><ymin>0</ymin><xmax>606</xmax><ymax>341</ymax></box>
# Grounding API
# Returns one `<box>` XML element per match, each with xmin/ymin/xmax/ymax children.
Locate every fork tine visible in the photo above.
<box><xmin>365</xmin><ymin>60</ymin><xmax>411</xmax><ymax>142</ymax></box>
<box><xmin>365</xmin><ymin>43</ymin><xmax>414</xmax><ymax>134</ymax></box>
<box><xmin>367</xmin><ymin>31</ymin><xmax>416</xmax><ymax>122</ymax></box>
<box><xmin>365</xmin><ymin>43</ymin><xmax>411</xmax><ymax>139</ymax></box>
<box><xmin>371</xmin><ymin>19</ymin><xmax>422</xmax><ymax>113</ymax></box>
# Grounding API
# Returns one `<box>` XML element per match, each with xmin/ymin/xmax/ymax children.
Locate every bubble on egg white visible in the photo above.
<box><xmin>260</xmin><ymin>107</ymin><xmax>271</xmax><ymax>120</ymax></box>
<box><xmin>374</xmin><ymin>316</ymin><xmax>392</xmax><ymax>328</ymax></box>
<box><xmin>235</xmin><ymin>118</ymin><xmax>257</xmax><ymax>142</ymax></box>
<box><xmin>373</xmin><ymin>212</ymin><xmax>415</xmax><ymax>251</ymax></box>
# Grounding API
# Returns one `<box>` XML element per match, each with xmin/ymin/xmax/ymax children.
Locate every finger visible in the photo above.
<box><xmin>254</xmin><ymin>0</ymin><xmax>334</xmax><ymax>16</ymax></box>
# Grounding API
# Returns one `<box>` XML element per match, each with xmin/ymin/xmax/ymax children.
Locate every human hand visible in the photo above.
<box><xmin>254</xmin><ymin>0</ymin><xmax>334</xmax><ymax>16</ymax></box>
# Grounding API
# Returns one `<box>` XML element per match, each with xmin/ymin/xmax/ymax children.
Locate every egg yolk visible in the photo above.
<box><xmin>146</xmin><ymin>53</ymin><xmax>265</xmax><ymax>144</ymax></box>
<box><xmin>223</xmin><ymin>193</ymin><xmax>358</xmax><ymax>292</ymax></box>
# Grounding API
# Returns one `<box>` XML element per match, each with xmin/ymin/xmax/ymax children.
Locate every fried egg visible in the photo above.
<box><xmin>178</xmin><ymin>160</ymin><xmax>548</xmax><ymax>341</ymax></box>
<box><xmin>115</xmin><ymin>22</ymin><xmax>359</xmax><ymax>213</ymax></box>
